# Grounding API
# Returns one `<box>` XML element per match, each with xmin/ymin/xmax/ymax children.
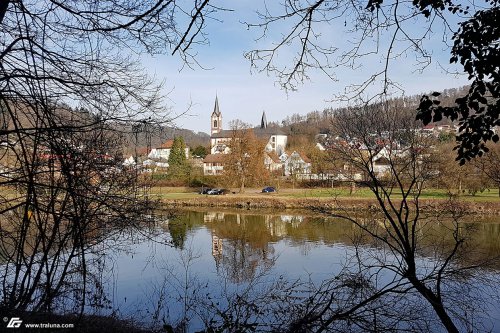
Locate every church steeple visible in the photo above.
<box><xmin>213</xmin><ymin>95</ymin><xmax>221</xmax><ymax>117</ymax></box>
<box><xmin>261</xmin><ymin>111</ymin><xmax>267</xmax><ymax>129</ymax></box>
<box><xmin>211</xmin><ymin>95</ymin><xmax>222</xmax><ymax>135</ymax></box>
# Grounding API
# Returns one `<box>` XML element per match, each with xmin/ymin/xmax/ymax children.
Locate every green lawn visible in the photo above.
<box><xmin>4</xmin><ymin>184</ymin><xmax>498</xmax><ymax>202</ymax></box>
<box><xmin>147</xmin><ymin>186</ymin><xmax>198</xmax><ymax>199</ymax></box>
<box><xmin>277</xmin><ymin>187</ymin><xmax>500</xmax><ymax>201</ymax></box>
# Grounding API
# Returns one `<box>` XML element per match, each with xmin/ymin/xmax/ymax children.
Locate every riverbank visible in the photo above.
<box><xmin>154</xmin><ymin>188</ymin><xmax>500</xmax><ymax>215</ymax></box>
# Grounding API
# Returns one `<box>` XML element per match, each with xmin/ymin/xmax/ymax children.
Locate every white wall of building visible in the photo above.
<box><xmin>148</xmin><ymin>147</ymin><xmax>189</xmax><ymax>160</ymax></box>
<box><xmin>265</xmin><ymin>134</ymin><xmax>287</xmax><ymax>156</ymax></box>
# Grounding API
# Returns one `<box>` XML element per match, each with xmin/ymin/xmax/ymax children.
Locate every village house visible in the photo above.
<box><xmin>264</xmin><ymin>152</ymin><xmax>282</xmax><ymax>173</ymax></box>
<box><xmin>203</xmin><ymin>153</ymin><xmax>225</xmax><ymax>175</ymax></box>
<box><xmin>148</xmin><ymin>139</ymin><xmax>189</xmax><ymax>160</ymax></box>
<box><xmin>280</xmin><ymin>151</ymin><xmax>312</xmax><ymax>177</ymax></box>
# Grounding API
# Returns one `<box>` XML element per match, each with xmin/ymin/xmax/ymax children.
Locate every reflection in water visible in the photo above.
<box><xmin>155</xmin><ymin>209</ymin><xmax>500</xmax><ymax>332</ymax></box>
<box><xmin>1</xmin><ymin>208</ymin><xmax>500</xmax><ymax>331</ymax></box>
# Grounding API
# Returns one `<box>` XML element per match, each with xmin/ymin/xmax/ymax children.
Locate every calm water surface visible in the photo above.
<box><xmin>87</xmin><ymin>209</ymin><xmax>500</xmax><ymax>331</ymax></box>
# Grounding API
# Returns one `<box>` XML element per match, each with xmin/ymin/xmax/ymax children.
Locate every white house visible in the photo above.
<box><xmin>123</xmin><ymin>155</ymin><xmax>136</xmax><ymax>167</ymax></box>
<box><xmin>264</xmin><ymin>152</ymin><xmax>282</xmax><ymax>172</ymax></box>
<box><xmin>282</xmin><ymin>151</ymin><xmax>312</xmax><ymax>176</ymax></box>
<box><xmin>148</xmin><ymin>139</ymin><xmax>189</xmax><ymax>160</ymax></box>
<box><xmin>203</xmin><ymin>153</ymin><xmax>225</xmax><ymax>175</ymax></box>
<box><xmin>370</xmin><ymin>146</ymin><xmax>409</xmax><ymax>176</ymax></box>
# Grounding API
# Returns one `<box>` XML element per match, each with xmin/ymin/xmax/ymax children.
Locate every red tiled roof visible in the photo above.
<box><xmin>298</xmin><ymin>152</ymin><xmax>311</xmax><ymax>163</ymax></box>
<box><xmin>266</xmin><ymin>152</ymin><xmax>281</xmax><ymax>163</ymax></box>
<box><xmin>135</xmin><ymin>147</ymin><xmax>150</xmax><ymax>156</ymax></box>
<box><xmin>158</xmin><ymin>140</ymin><xmax>174</xmax><ymax>149</ymax></box>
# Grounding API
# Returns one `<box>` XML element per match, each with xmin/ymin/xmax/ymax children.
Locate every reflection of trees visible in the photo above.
<box><xmin>204</xmin><ymin>212</ymin><xmax>353</xmax><ymax>283</ymax></box>
<box><xmin>171</xmin><ymin>209</ymin><xmax>500</xmax><ymax>271</ymax></box>
<box><xmin>166</xmin><ymin>211</ymin><xmax>205</xmax><ymax>249</ymax></box>
<box><xmin>220</xmin><ymin>238</ymin><xmax>275</xmax><ymax>284</ymax></box>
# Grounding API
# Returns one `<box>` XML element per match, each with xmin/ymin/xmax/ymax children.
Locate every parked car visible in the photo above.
<box><xmin>207</xmin><ymin>188</ymin><xmax>219</xmax><ymax>195</ymax></box>
<box><xmin>217</xmin><ymin>188</ymin><xmax>230</xmax><ymax>195</ymax></box>
<box><xmin>262</xmin><ymin>186</ymin><xmax>276</xmax><ymax>193</ymax></box>
<box><xmin>200</xmin><ymin>188</ymin><xmax>229</xmax><ymax>195</ymax></box>
<box><xmin>199</xmin><ymin>188</ymin><xmax>212</xmax><ymax>194</ymax></box>
<box><xmin>207</xmin><ymin>188</ymin><xmax>227</xmax><ymax>195</ymax></box>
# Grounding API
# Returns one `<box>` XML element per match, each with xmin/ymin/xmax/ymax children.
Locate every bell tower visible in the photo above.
<box><xmin>211</xmin><ymin>95</ymin><xmax>222</xmax><ymax>135</ymax></box>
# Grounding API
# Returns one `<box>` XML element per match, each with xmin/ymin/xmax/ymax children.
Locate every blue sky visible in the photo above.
<box><xmin>143</xmin><ymin>1</ymin><xmax>470</xmax><ymax>134</ymax></box>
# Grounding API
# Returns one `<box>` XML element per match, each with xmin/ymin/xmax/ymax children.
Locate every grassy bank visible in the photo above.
<box><xmin>149</xmin><ymin>186</ymin><xmax>500</xmax><ymax>201</ymax></box>
<box><xmin>150</xmin><ymin>187</ymin><xmax>500</xmax><ymax>214</ymax></box>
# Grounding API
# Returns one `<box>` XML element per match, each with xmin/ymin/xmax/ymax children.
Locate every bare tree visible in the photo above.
<box><xmin>313</xmin><ymin>101</ymin><xmax>490</xmax><ymax>333</ymax></box>
<box><xmin>223</xmin><ymin>120</ymin><xmax>268</xmax><ymax>193</ymax></box>
<box><xmin>0</xmin><ymin>110</ymin><xmax>147</xmax><ymax>314</ymax></box>
<box><xmin>474</xmin><ymin>143</ymin><xmax>500</xmax><ymax>197</ymax></box>
<box><xmin>0</xmin><ymin>0</ymin><xmax>221</xmax><ymax>317</ymax></box>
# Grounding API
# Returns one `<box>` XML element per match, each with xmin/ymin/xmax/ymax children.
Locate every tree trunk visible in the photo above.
<box><xmin>0</xmin><ymin>0</ymin><xmax>9</xmax><ymax>24</ymax></box>
<box><xmin>407</xmin><ymin>275</ymin><xmax>459</xmax><ymax>333</ymax></box>
<box><xmin>239</xmin><ymin>176</ymin><xmax>245</xmax><ymax>193</ymax></box>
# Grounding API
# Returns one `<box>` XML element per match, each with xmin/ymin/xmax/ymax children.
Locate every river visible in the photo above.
<box><xmin>69</xmin><ymin>209</ymin><xmax>500</xmax><ymax>331</ymax></box>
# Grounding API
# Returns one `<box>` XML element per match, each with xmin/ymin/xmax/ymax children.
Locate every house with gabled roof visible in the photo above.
<box><xmin>281</xmin><ymin>151</ymin><xmax>312</xmax><ymax>177</ymax></box>
<box><xmin>148</xmin><ymin>139</ymin><xmax>189</xmax><ymax>160</ymax></box>
<box><xmin>264</xmin><ymin>152</ymin><xmax>282</xmax><ymax>172</ymax></box>
<box><xmin>203</xmin><ymin>153</ymin><xmax>225</xmax><ymax>175</ymax></box>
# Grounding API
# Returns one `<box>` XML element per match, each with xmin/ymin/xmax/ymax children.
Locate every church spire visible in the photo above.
<box><xmin>212</xmin><ymin>94</ymin><xmax>221</xmax><ymax>117</ymax></box>
<box><xmin>211</xmin><ymin>95</ymin><xmax>222</xmax><ymax>135</ymax></box>
<box><xmin>261</xmin><ymin>111</ymin><xmax>267</xmax><ymax>129</ymax></box>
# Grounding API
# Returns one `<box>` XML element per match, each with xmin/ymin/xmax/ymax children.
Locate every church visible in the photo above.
<box><xmin>203</xmin><ymin>96</ymin><xmax>288</xmax><ymax>175</ymax></box>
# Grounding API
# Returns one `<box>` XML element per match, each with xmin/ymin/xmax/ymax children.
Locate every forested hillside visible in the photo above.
<box><xmin>277</xmin><ymin>86</ymin><xmax>469</xmax><ymax>151</ymax></box>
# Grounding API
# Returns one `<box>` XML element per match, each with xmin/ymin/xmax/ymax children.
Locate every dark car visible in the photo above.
<box><xmin>207</xmin><ymin>188</ymin><xmax>227</xmax><ymax>195</ymax></box>
<box><xmin>199</xmin><ymin>188</ymin><xmax>212</xmax><ymax>194</ymax></box>
<box><xmin>262</xmin><ymin>186</ymin><xmax>276</xmax><ymax>193</ymax></box>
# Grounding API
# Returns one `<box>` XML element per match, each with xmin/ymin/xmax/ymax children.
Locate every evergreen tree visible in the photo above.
<box><xmin>168</xmin><ymin>137</ymin><xmax>186</xmax><ymax>165</ymax></box>
<box><xmin>168</xmin><ymin>136</ymin><xmax>189</xmax><ymax>179</ymax></box>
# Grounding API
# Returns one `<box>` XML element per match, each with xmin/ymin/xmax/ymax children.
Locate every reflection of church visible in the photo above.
<box><xmin>203</xmin><ymin>211</ymin><xmax>310</xmax><ymax>284</ymax></box>
<box><xmin>203</xmin><ymin>212</ymin><xmax>225</xmax><ymax>223</ymax></box>
<box><xmin>212</xmin><ymin>234</ymin><xmax>223</xmax><ymax>258</ymax></box>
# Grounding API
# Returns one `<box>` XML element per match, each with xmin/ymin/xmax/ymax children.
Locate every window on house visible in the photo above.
<box><xmin>213</xmin><ymin>120</ymin><xmax>218</xmax><ymax>128</ymax></box>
